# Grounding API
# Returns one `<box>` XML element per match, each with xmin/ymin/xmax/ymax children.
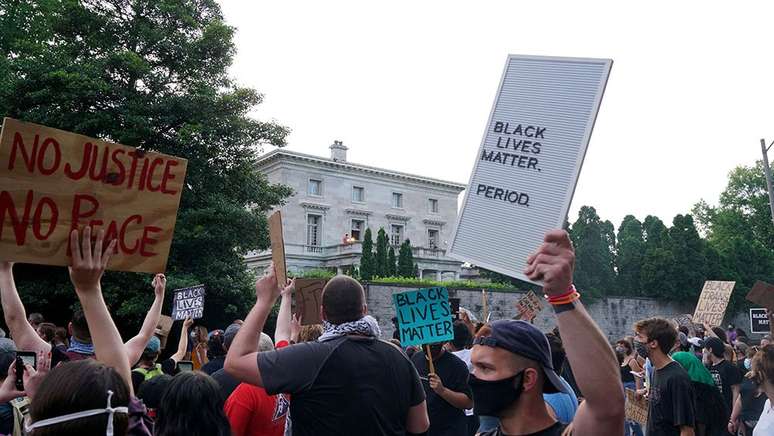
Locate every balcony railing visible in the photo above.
<box><xmin>249</xmin><ymin>241</ymin><xmax>448</xmax><ymax>259</ymax></box>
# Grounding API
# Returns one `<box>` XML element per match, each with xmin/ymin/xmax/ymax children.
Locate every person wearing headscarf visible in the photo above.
<box><xmin>672</xmin><ymin>351</ymin><xmax>728</xmax><ymax>436</ymax></box>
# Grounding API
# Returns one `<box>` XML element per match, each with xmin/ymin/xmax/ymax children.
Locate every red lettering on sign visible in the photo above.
<box><xmin>140</xmin><ymin>226</ymin><xmax>161</xmax><ymax>257</ymax></box>
<box><xmin>0</xmin><ymin>190</ymin><xmax>33</xmax><ymax>244</ymax></box>
<box><xmin>88</xmin><ymin>143</ymin><xmax>109</xmax><ymax>182</ymax></box>
<box><xmin>64</xmin><ymin>143</ymin><xmax>92</xmax><ymax>180</ymax></box>
<box><xmin>109</xmin><ymin>149</ymin><xmax>127</xmax><ymax>185</ymax></box>
<box><xmin>120</xmin><ymin>215</ymin><xmax>141</xmax><ymax>254</ymax></box>
<box><xmin>8</xmin><ymin>132</ymin><xmax>38</xmax><ymax>173</ymax></box>
<box><xmin>37</xmin><ymin>138</ymin><xmax>61</xmax><ymax>175</ymax></box>
<box><xmin>70</xmin><ymin>194</ymin><xmax>100</xmax><ymax>230</ymax></box>
<box><xmin>146</xmin><ymin>158</ymin><xmax>164</xmax><ymax>192</ymax></box>
<box><xmin>32</xmin><ymin>196</ymin><xmax>58</xmax><ymax>240</ymax></box>
<box><xmin>160</xmin><ymin>160</ymin><xmax>179</xmax><ymax>195</ymax></box>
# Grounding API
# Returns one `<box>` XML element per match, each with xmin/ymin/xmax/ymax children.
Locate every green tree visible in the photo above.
<box><xmin>398</xmin><ymin>240</ymin><xmax>415</xmax><ymax>277</ymax></box>
<box><xmin>663</xmin><ymin>214</ymin><xmax>707</xmax><ymax>300</ymax></box>
<box><xmin>375</xmin><ymin>228</ymin><xmax>389</xmax><ymax>277</ymax></box>
<box><xmin>387</xmin><ymin>247</ymin><xmax>397</xmax><ymax>277</ymax></box>
<box><xmin>0</xmin><ymin>0</ymin><xmax>291</xmax><ymax>331</ymax></box>
<box><xmin>360</xmin><ymin>228</ymin><xmax>375</xmax><ymax>280</ymax></box>
<box><xmin>568</xmin><ymin>206</ymin><xmax>616</xmax><ymax>297</ymax></box>
<box><xmin>615</xmin><ymin>215</ymin><xmax>645</xmax><ymax>295</ymax></box>
<box><xmin>639</xmin><ymin>215</ymin><xmax>673</xmax><ymax>298</ymax></box>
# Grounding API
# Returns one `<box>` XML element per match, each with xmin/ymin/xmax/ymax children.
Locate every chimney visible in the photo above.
<box><xmin>330</xmin><ymin>140</ymin><xmax>348</xmax><ymax>162</ymax></box>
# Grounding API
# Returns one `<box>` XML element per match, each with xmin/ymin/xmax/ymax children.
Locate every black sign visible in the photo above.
<box><xmin>750</xmin><ymin>308</ymin><xmax>770</xmax><ymax>334</ymax></box>
<box><xmin>171</xmin><ymin>285</ymin><xmax>206</xmax><ymax>321</ymax></box>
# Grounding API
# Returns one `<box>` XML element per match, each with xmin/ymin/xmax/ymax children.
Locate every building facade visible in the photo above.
<box><xmin>245</xmin><ymin>142</ymin><xmax>466</xmax><ymax>280</ymax></box>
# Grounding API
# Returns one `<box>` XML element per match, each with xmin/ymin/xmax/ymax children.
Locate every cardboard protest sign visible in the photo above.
<box><xmin>750</xmin><ymin>308</ymin><xmax>770</xmax><ymax>334</ymax></box>
<box><xmin>155</xmin><ymin>315</ymin><xmax>174</xmax><ymax>348</ymax></box>
<box><xmin>393</xmin><ymin>287</ymin><xmax>454</xmax><ymax>347</ymax></box>
<box><xmin>294</xmin><ymin>278</ymin><xmax>326</xmax><ymax>325</ymax></box>
<box><xmin>171</xmin><ymin>285</ymin><xmax>205</xmax><ymax>321</ymax></box>
<box><xmin>747</xmin><ymin>281</ymin><xmax>774</xmax><ymax>311</ymax></box>
<box><xmin>692</xmin><ymin>281</ymin><xmax>736</xmax><ymax>327</ymax></box>
<box><xmin>515</xmin><ymin>291</ymin><xmax>543</xmax><ymax>322</ymax></box>
<box><xmin>0</xmin><ymin>118</ymin><xmax>187</xmax><ymax>273</ymax></box>
<box><xmin>449</xmin><ymin>55</ymin><xmax>612</xmax><ymax>283</ymax></box>
<box><xmin>268</xmin><ymin>211</ymin><xmax>287</xmax><ymax>287</ymax></box>
<box><xmin>672</xmin><ymin>314</ymin><xmax>694</xmax><ymax>330</ymax></box>
<box><xmin>625</xmin><ymin>389</ymin><xmax>648</xmax><ymax>425</ymax></box>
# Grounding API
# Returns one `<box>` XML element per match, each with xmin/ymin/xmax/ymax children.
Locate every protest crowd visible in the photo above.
<box><xmin>0</xmin><ymin>227</ymin><xmax>770</xmax><ymax>436</ymax></box>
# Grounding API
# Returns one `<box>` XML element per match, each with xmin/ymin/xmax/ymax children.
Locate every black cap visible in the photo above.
<box><xmin>474</xmin><ymin>320</ymin><xmax>568</xmax><ymax>394</ymax></box>
<box><xmin>704</xmin><ymin>337</ymin><xmax>725</xmax><ymax>358</ymax></box>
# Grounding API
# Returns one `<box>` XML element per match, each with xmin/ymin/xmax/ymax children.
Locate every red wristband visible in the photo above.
<box><xmin>546</xmin><ymin>284</ymin><xmax>577</xmax><ymax>303</ymax></box>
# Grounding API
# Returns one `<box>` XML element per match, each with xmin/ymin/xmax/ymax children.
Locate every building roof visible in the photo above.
<box><xmin>257</xmin><ymin>149</ymin><xmax>467</xmax><ymax>191</ymax></box>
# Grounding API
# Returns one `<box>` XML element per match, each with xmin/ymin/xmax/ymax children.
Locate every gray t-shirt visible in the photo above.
<box><xmin>258</xmin><ymin>336</ymin><xmax>425</xmax><ymax>436</ymax></box>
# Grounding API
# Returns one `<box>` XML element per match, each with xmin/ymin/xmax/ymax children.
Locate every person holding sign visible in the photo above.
<box><xmin>225</xmin><ymin>266</ymin><xmax>429</xmax><ymax>436</ymax></box>
<box><xmin>471</xmin><ymin>230</ymin><xmax>625</xmax><ymax>436</ymax></box>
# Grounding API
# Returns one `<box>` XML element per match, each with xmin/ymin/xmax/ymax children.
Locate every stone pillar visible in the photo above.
<box><xmin>418</xmin><ymin>269</ymin><xmax>424</xmax><ymax>279</ymax></box>
<box><xmin>436</xmin><ymin>271</ymin><xmax>442</xmax><ymax>281</ymax></box>
<box><xmin>336</xmin><ymin>266</ymin><xmax>343</xmax><ymax>275</ymax></box>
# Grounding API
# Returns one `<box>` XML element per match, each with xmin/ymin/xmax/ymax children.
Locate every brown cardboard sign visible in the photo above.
<box><xmin>692</xmin><ymin>281</ymin><xmax>736</xmax><ymax>327</ymax></box>
<box><xmin>295</xmin><ymin>278</ymin><xmax>327</xmax><ymax>325</ymax></box>
<box><xmin>625</xmin><ymin>389</ymin><xmax>648</xmax><ymax>425</ymax></box>
<box><xmin>746</xmin><ymin>281</ymin><xmax>774</xmax><ymax>311</ymax></box>
<box><xmin>515</xmin><ymin>291</ymin><xmax>543</xmax><ymax>322</ymax></box>
<box><xmin>268</xmin><ymin>211</ymin><xmax>287</xmax><ymax>287</ymax></box>
<box><xmin>0</xmin><ymin>118</ymin><xmax>187</xmax><ymax>273</ymax></box>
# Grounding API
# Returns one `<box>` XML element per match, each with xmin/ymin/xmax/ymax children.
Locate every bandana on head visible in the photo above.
<box><xmin>318</xmin><ymin>315</ymin><xmax>382</xmax><ymax>342</ymax></box>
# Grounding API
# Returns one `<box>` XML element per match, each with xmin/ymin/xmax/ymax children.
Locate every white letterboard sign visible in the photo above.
<box><xmin>450</xmin><ymin>55</ymin><xmax>612</xmax><ymax>283</ymax></box>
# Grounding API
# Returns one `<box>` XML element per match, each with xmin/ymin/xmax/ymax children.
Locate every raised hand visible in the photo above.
<box><xmin>68</xmin><ymin>227</ymin><xmax>116</xmax><ymax>292</ymax></box>
<box><xmin>255</xmin><ymin>262</ymin><xmax>281</xmax><ymax>305</ymax></box>
<box><xmin>152</xmin><ymin>274</ymin><xmax>166</xmax><ymax>298</ymax></box>
<box><xmin>524</xmin><ymin>230</ymin><xmax>575</xmax><ymax>296</ymax></box>
<box><xmin>24</xmin><ymin>350</ymin><xmax>51</xmax><ymax>401</ymax></box>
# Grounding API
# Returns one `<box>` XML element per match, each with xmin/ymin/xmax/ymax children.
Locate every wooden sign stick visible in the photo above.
<box><xmin>268</xmin><ymin>211</ymin><xmax>287</xmax><ymax>287</ymax></box>
<box><xmin>425</xmin><ymin>344</ymin><xmax>436</xmax><ymax>375</ymax></box>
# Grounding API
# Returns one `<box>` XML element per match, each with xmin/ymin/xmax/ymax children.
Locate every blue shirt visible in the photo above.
<box><xmin>543</xmin><ymin>376</ymin><xmax>579</xmax><ymax>424</ymax></box>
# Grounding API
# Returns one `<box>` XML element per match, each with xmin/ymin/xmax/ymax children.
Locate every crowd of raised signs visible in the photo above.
<box><xmin>0</xmin><ymin>227</ymin><xmax>772</xmax><ymax>436</ymax></box>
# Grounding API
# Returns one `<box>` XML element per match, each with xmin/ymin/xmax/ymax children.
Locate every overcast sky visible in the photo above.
<box><xmin>220</xmin><ymin>1</ymin><xmax>773</xmax><ymax>228</ymax></box>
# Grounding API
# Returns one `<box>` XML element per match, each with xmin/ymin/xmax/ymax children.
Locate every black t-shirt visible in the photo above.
<box><xmin>201</xmin><ymin>356</ymin><xmax>225</xmax><ymax>375</ymax></box>
<box><xmin>708</xmin><ymin>360</ymin><xmax>742</xmax><ymax>412</ymax></box>
<box><xmin>739</xmin><ymin>378</ymin><xmax>767</xmax><ymax>422</ymax></box>
<box><xmin>479</xmin><ymin>422</ymin><xmax>566</xmax><ymax>436</ymax></box>
<box><xmin>646</xmin><ymin>361</ymin><xmax>695</xmax><ymax>436</ymax></box>
<box><xmin>0</xmin><ymin>402</ymin><xmax>13</xmax><ymax>434</ymax></box>
<box><xmin>410</xmin><ymin>350</ymin><xmax>472</xmax><ymax>436</ymax></box>
<box><xmin>211</xmin><ymin>367</ymin><xmax>240</xmax><ymax>400</ymax></box>
<box><xmin>257</xmin><ymin>336</ymin><xmax>425</xmax><ymax>436</ymax></box>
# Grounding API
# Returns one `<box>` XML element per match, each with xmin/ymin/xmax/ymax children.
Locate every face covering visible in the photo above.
<box><xmin>615</xmin><ymin>346</ymin><xmax>626</xmax><ymax>354</ymax></box>
<box><xmin>744</xmin><ymin>358</ymin><xmax>751</xmax><ymax>370</ymax></box>
<box><xmin>634</xmin><ymin>341</ymin><xmax>649</xmax><ymax>359</ymax></box>
<box><xmin>469</xmin><ymin>371</ymin><xmax>524</xmax><ymax>417</ymax></box>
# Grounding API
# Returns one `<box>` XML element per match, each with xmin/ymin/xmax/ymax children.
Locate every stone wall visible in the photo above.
<box><xmin>364</xmin><ymin>283</ymin><xmax>758</xmax><ymax>342</ymax></box>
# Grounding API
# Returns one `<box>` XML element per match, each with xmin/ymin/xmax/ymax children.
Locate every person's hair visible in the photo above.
<box><xmin>546</xmin><ymin>332</ymin><xmax>566</xmax><ymax>371</ymax></box>
<box><xmin>735</xmin><ymin>328</ymin><xmax>748</xmax><ymax>339</ymax></box>
<box><xmin>207</xmin><ymin>332</ymin><xmax>226</xmax><ymax>358</ymax></box>
<box><xmin>724</xmin><ymin>344</ymin><xmax>735</xmax><ymax>362</ymax></box>
<box><xmin>747</xmin><ymin>346</ymin><xmax>760</xmax><ymax>359</ymax></box>
<box><xmin>29</xmin><ymin>360</ymin><xmax>129</xmax><ymax>435</ymax></box>
<box><xmin>321</xmin><ymin>276</ymin><xmax>365</xmax><ymax>325</ymax></box>
<box><xmin>137</xmin><ymin>374</ymin><xmax>172</xmax><ymax>411</ymax></box>
<box><xmin>746</xmin><ymin>351</ymin><xmax>765</xmax><ymax>385</ymax></box>
<box><xmin>736</xmin><ymin>342</ymin><xmax>749</xmax><ymax>356</ymax></box>
<box><xmin>633</xmin><ymin>318</ymin><xmax>677</xmax><ymax>355</ymax></box>
<box><xmin>54</xmin><ymin>327</ymin><xmax>69</xmax><ymax>347</ymax></box>
<box><xmin>29</xmin><ymin>313</ymin><xmax>44</xmax><ymax>326</ymax></box>
<box><xmin>70</xmin><ymin>310</ymin><xmax>91</xmax><ymax>343</ymax></box>
<box><xmin>140</xmin><ymin>350</ymin><xmax>160</xmax><ymax>363</ymax></box>
<box><xmin>451</xmin><ymin>320</ymin><xmax>472</xmax><ymax>350</ymax></box>
<box><xmin>298</xmin><ymin>324</ymin><xmax>323</xmax><ymax>343</ymax></box>
<box><xmin>615</xmin><ymin>338</ymin><xmax>633</xmax><ymax>355</ymax></box>
<box><xmin>155</xmin><ymin>372</ymin><xmax>230</xmax><ymax>436</ymax></box>
<box><xmin>712</xmin><ymin>327</ymin><xmax>727</xmax><ymax>344</ymax></box>
<box><xmin>759</xmin><ymin>345</ymin><xmax>774</xmax><ymax>388</ymax></box>
<box><xmin>37</xmin><ymin>323</ymin><xmax>56</xmax><ymax>343</ymax></box>
<box><xmin>192</xmin><ymin>326</ymin><xmax>208</xmax><ymax>343</ymax></box>
<box><xmin>678</xmin><ymin>326</ymin><xmax>689</xmax><ymax>336</ymax></box>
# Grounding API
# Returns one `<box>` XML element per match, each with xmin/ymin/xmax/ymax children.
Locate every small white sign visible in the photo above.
<box><xmin>450</xmin><ymin>55</ymin><xmax>612</xmax><ymax>283</ymax></box>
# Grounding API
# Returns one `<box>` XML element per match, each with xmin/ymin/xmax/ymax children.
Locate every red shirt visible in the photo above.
<box><xmin>224</xmin><ymin>340</ymin><xmax>291</xmax><ymax>436</ymax></box>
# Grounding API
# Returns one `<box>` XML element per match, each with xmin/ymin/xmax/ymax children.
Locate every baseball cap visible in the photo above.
<box><xmin>208</xmin><ymin>329</ymin><xmax>226</xmax><ymax>356</ymax></box>
<box><xmin>144</xmin><ymin>336</ymin><xmax>161</xmax><ymax>354</ymax></box>
<box><xmin>0</xmin><ymin>339</ymin><xmax>16</xmax><ymax>372</ymax></box>
<box><xmin>473</xmin><ymin>320</ymin><xmax>568</xmax><ymax>394</ymax></box>
<box><xmin>704</xmin><ymin>337</ymin><xmax>725</xmax><ymax>358</ymax></box>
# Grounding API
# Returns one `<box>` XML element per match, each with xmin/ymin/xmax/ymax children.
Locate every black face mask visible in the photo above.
<box><xmin>634</xmin><ymin>341</ymin><xmax>649</xmax><ymax>359</ymax></box>
<box><xmin>469</xmin><ymin>371</ymin><xmax>524</xmax><ymax>417</ymax></box>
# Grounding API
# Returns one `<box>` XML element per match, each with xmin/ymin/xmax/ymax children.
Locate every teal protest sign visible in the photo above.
<box><xmin>393</xmin><ymin>287</ymin><xmax>454</xmax><ymax>347</ymax></box>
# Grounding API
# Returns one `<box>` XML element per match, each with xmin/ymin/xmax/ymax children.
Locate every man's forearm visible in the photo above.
<box><xmin>274</xmin><ymin>294</ymin><xmax>292</xmax><ymax>343</ymax></box>
<box><xmin>124</xmin><ymin>294</ymin><xmax>164</xmax><ymax>363</ymax></box>
<box><xmin>0</xmin><ymin>269</ymin><xmax>49</xmax><ymax>353</ymax></box>
<box><xmin>231</xmin><ymin>301</ymin><xmax>272</xmax><ymax>357</ymax></box>
<box><xmin>556</xmin><ymin>301</ymin><xmax>623</xmax><ymax>411</ymax></box>
<box><xmin>437</xmin><ymin>389</ymin><xmax>473</xmax><ymax>410</ymax></box>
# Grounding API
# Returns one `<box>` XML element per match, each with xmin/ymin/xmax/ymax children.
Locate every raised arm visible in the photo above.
<box><xmin>124</xmin><ymin>273</ymin><xmax>166</xmax><ymax>365</ymax></box>
<box><xmin>68</xmin><ymin>227</ymin><xmax>132</xmax><ymax>394</ymax></box>
<box><xmin>225</xmin><ymin>263</ymin><xmax>282</xmax><ymax>386</ymax></box>
<box><xmin>273</xmin><ymin>279</ymin><xmax>295</xmax><ymax>343</ymax></box>
<box><xmin>525</xmin><ymin>230</ymin><xmax>625</xmax><ymax>435</ymax></box>
<box><xmin>0</xmin><ymin>262</ymin><xmax>50</xmax><ymax>355</ymax></box>
<box><xmin>170</xmin><ymin>318</ymin><xmax>193</xmax><ymax>363</ymax></box>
